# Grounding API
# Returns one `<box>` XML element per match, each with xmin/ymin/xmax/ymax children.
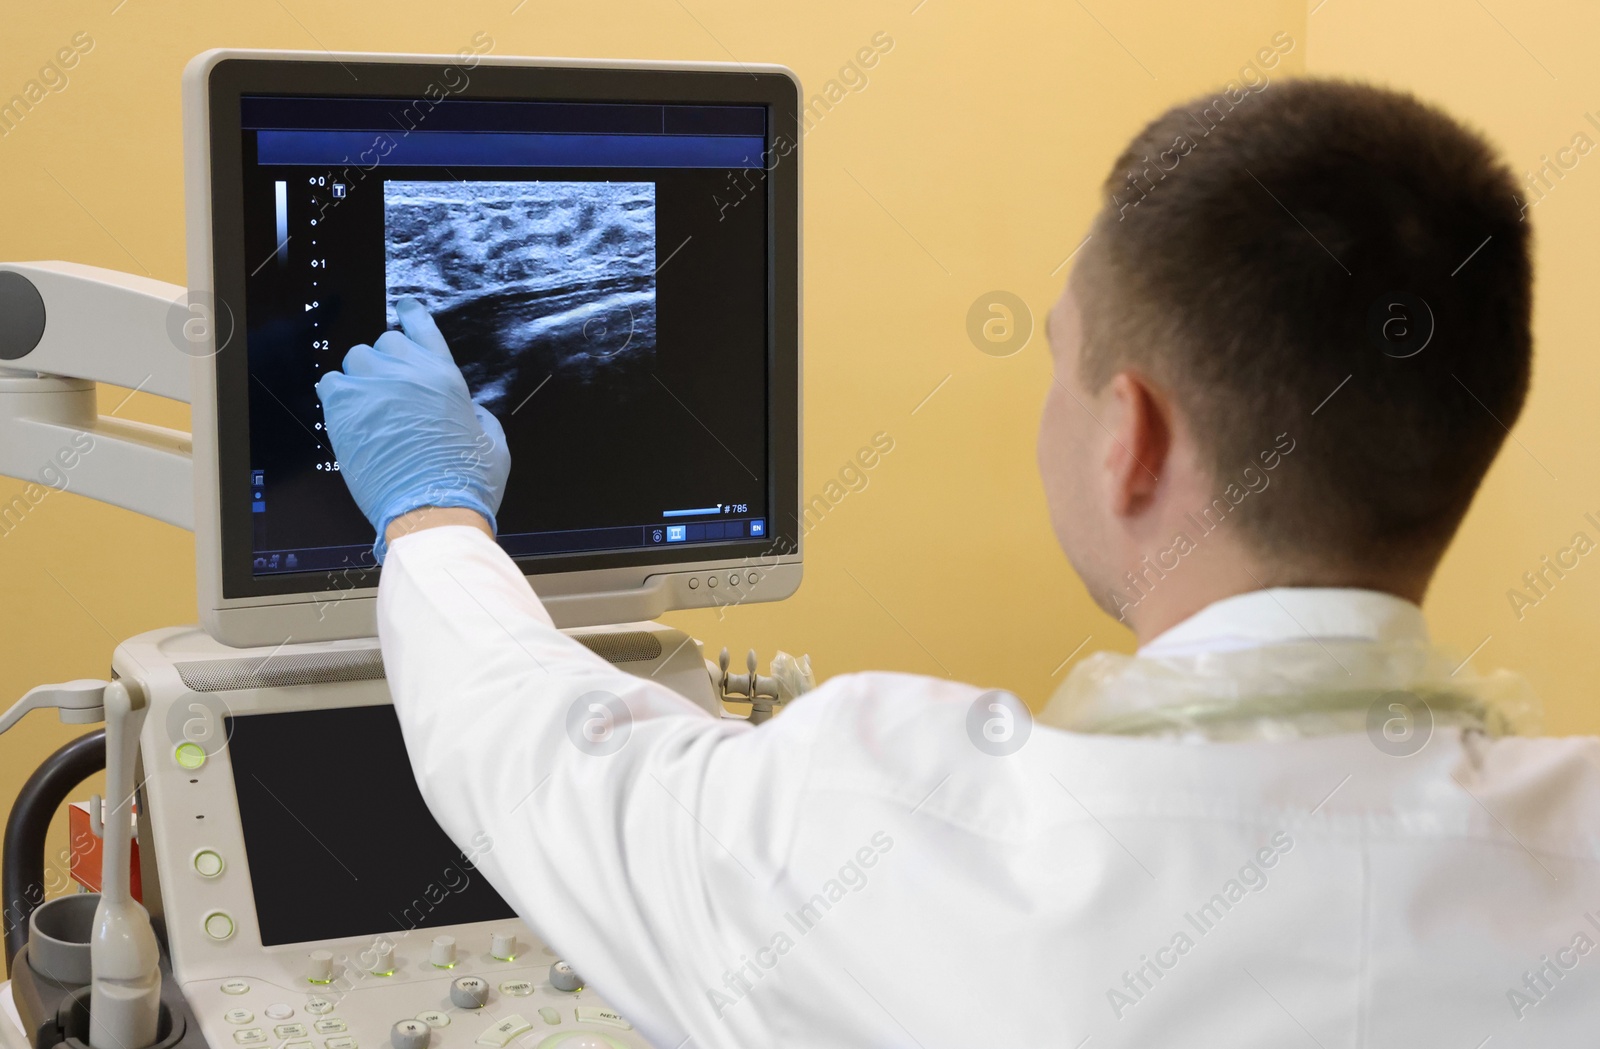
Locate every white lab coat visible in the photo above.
<box><xmin>380</xmin><ymin>526</ymin><xmax>1600</xmax><ymax>1049</ymax></box>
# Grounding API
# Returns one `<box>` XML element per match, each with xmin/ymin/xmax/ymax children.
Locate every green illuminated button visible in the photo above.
<box><xmin>204</xmin><ymin>911</ymin><xmax>235</xmax><ymax>941</ymax></box>
<box><xmin>308</xmin><ymin>951</ymin><xmax>335</xmax><ymax>984</ymax></box>
<box><xmin>175</xmin><ymin>742</ymin><xmax>207</xmax><ymax>769</ymax></box>
<box><xmin>194</xmin><ymin>850</ymin><xmax>225</xmax><ymax>878</ymax></box>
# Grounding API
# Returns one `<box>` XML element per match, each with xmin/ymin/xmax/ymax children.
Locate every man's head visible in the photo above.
<box><xmin>1037</xmin><ymin>78</ymin><xmax>1532</xmax><ymax>638</ymax></box>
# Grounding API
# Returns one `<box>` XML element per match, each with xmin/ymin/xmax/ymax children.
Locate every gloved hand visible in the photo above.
<box><xmin>316</xmin><ymin>296</ymin><xmax>510</xmax><ymax>563</ymax></box>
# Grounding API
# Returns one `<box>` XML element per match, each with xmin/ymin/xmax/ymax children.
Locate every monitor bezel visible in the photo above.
<box><xmin>185</xmin><ymin>49</ymin><xmax>802</xmax><ymax>647</ymax></box>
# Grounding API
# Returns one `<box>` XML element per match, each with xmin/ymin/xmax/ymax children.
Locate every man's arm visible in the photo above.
<box><xmin>377</xmin><ymin>522</ymin><xmax>830</xmax><ymax>1045</ymax></box>
<box><xmin>385</xmin><ymin>505</ymin><xmax>494</xmax><ymax>545</ymax></box>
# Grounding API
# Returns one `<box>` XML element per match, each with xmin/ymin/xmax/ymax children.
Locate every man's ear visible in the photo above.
<box><xmin>1102</xmin><ymin>371</ymin><xmax>1171</xmax><ymax>517</ymax></box>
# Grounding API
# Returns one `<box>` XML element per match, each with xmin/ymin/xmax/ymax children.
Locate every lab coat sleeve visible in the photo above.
<box><xmin>377</xmin><ymin>525</ymin><xmax>834</xmax><ymax>1045</ymax></box>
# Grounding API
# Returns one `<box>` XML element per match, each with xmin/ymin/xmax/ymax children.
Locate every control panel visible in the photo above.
<box><xmin>114</xmin><ymin>627</ymin><xmax>659</xmax><ymax>1049</ymax></box>
<box><xmin>186</xmin><ymin>933</ymin><xmax>646</xmax><ymax>1049</ymax></box>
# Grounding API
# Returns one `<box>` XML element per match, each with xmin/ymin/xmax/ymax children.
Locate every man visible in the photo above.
<box><xmin>318</xmin><ymin>79</ymin><xmax>1600</xmax><ymax>1048</ymax></box>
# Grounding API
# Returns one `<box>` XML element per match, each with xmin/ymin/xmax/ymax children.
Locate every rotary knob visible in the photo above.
<box><xmin>370</xmin><ymin>943</ymin><xmax>395</xmax><ymax>975</ymax></box>
<box><xmin>391</xmin><ymin>1019</ymin><xmax>429</xmax><ymax>1049</ymax></box>
<box><xmin>450</xmin><ymin>975</ymin><xmax>489</xmax><ymax>1009</ymax></box>
<box><xmin>429</xmin><ymin>936</ymin><xmax>457</xmax><ymax>969</ymax></box>
<box><xmin>307</xmin><ymin>950</ymin><xmax>334</xmax><ymax>984</ymax></box>
<box><xmin>490</xmin><ymin>932</ymin><xmax>518</xmax><ymax>960</ymax></box>
<box><xmin>549</xmin><ymin>960</ymin><xmax>583</xmax><ymax>993</ymax></box>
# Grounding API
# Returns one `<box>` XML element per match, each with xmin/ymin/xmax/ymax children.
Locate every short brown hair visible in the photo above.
<box><xmin>1075</xmin><ymin>77</ymin><xmax>1532</xmax><ymax>568</ymax></box>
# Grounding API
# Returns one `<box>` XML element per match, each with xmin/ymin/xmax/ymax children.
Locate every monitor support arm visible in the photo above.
<box><xmin>0</xmin><ymin>262</ymin><xmax>194</xmax><ymax>531</ymax></box>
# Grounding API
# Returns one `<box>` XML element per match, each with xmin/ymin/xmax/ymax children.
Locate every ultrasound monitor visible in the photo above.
<box><xmin>183</xmin><ymin>50</ymin><xmax>801</xmax><ymax>647</ymax></box>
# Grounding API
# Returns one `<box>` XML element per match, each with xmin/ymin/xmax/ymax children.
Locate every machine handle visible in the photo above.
<box><xmin>0</xmin><ymin>680</ymin><xmax>108</xmax><ymax>736</ymax></box>
<box><xmin>2</xmin><ymin>730</ymin><xmax>107</xmax><ymax>974</ymax></box>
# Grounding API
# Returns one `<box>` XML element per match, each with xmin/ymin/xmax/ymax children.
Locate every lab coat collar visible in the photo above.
<box><xmin>1137</xmin><ymin>587</ymin><xmax>1430</xmax><ymax>658</ymax></box>
<box><xmin>1037</xmin><ymin>587</ymin><xmax>1536</xmax><ymax>740</ymax></box>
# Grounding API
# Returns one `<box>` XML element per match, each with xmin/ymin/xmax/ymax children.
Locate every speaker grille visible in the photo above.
<box><xmin>573</xmin><ymin>631</ymin><xmax>663</xmax><ymax>663</ymax></box>
<box><xmin>176</xmin><ymin>649</ymin><xmax>385</xmax><ymax>692</ymax></box>
<box><xmin>174</xmin><ymin>631</ymin><xmax>663</xmax><ymax>691</ymax></box>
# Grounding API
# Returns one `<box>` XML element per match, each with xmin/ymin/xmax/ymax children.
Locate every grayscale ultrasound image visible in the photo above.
<box><xmin>383</xmin><ymin>180</ymin><xmax>658</xmax><ymax>410</ymax></box>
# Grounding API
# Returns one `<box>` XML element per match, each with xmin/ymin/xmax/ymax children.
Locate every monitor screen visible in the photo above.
<box><xmin>226</xmin><ymin>705</ymin><xmax>516</xmax><ymax>947</ymax></box>
<box><xmin>208</xmin><ymin>63</ymin><xmax>798</xmax><ymax>599</ymax></box>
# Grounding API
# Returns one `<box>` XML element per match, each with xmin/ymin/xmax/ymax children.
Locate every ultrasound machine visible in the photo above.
<box><xmin>0</xmin><ymin>49</ymin><xmax>801</xmax><ymax>1049</ymax></box>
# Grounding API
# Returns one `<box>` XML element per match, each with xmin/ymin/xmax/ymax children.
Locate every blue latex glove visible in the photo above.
<box><xmin>316</xmin><ymin>296</ymin><xmax>510</xmax><ymax>563</ymax></box>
